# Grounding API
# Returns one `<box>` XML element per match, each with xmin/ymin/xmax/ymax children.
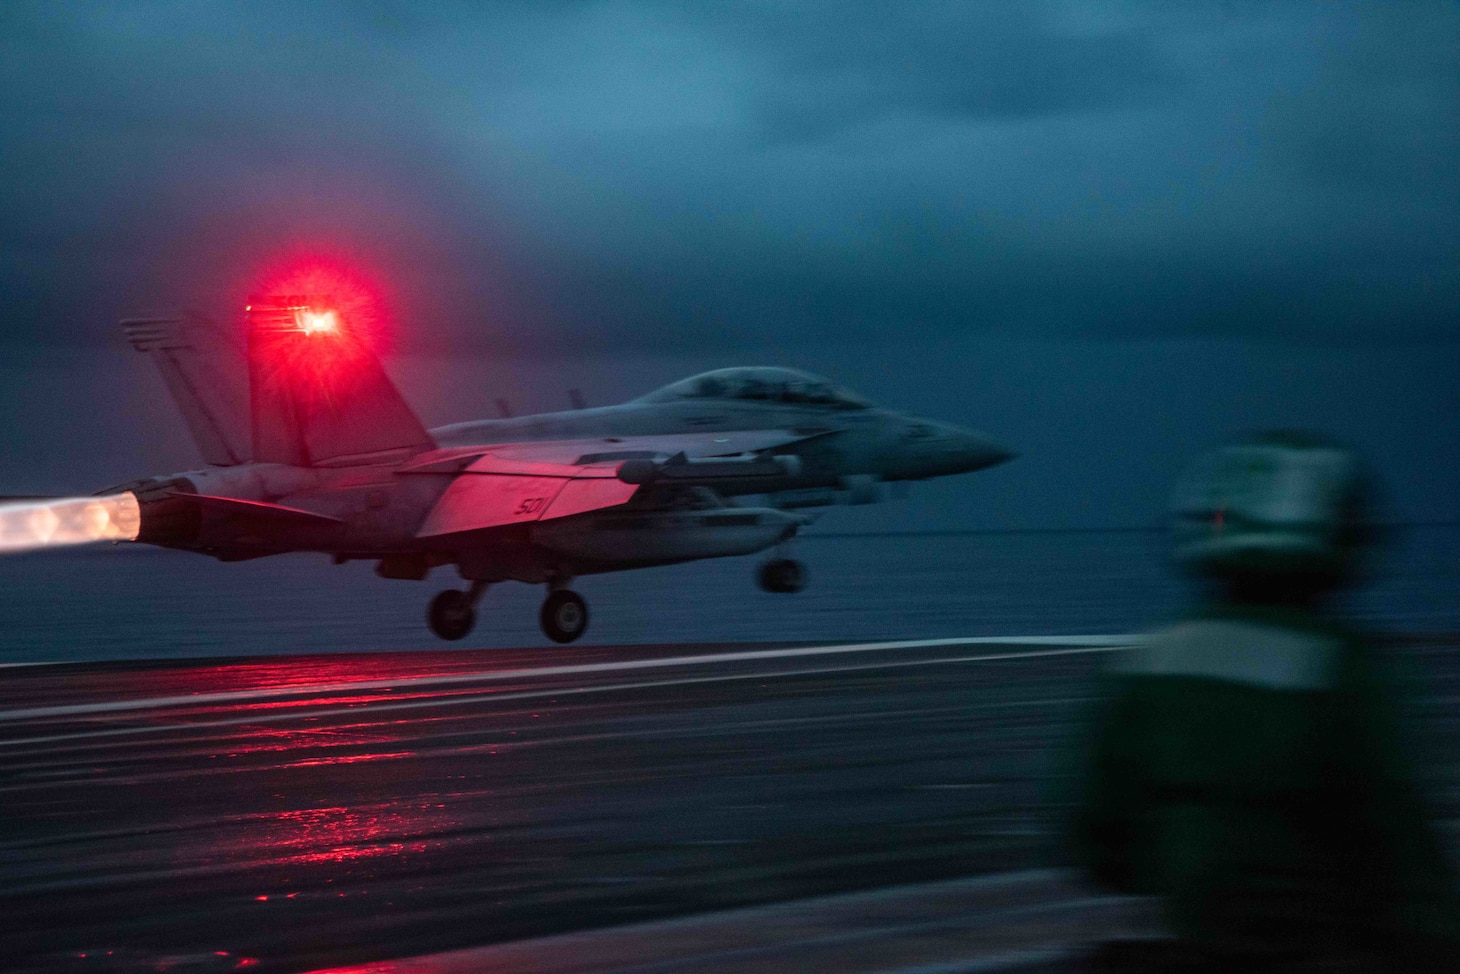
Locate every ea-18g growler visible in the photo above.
<box><xmin>12</xmin><ymin>297</ymin><xmax>1013</xmax><ymax>644</ymax></box>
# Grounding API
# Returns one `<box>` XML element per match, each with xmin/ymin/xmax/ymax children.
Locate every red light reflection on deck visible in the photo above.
<box><xmin>146</xmin><ymin>653</ymin><xmax>469</xmax><ymax>698</ymax></box>
<box><xmin>280</xmin><ymin>751</ymin><xmax>414</xmax><ymax>769</ymax></box>
<box><xmin>122</xmin><ymin>654</ymin><xmax>531</xmax><ymax>743</ymax></box>
<box><xmin>141</xmin><ymin>657</ymin><xmax>473</xmax><ymax>871</ymax></box>
<box><xmin>246</xmin><ymin>804</ymin><xmax>442</xmax><ymax>867</ymax></box>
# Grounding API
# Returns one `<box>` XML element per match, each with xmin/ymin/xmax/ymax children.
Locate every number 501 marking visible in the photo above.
<box><xmin>514</xmin><ymin>497</ymin><xmax>549</xmax><ymax>516</ymax></box>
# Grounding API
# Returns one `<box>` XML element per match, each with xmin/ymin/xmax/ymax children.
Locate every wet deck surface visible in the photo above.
<box><xmin>312</xmin><ymin>870</ymin><xmax>1159</xmax><ymax>974</ymax></box>
<box><xmin>1</xmin><ymin>635</ymin><xmax>1453</xmax><ymax>973</ymax></box>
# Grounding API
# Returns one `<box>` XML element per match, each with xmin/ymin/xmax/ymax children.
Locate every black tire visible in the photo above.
<box><xmin>758</xmin><ymin>558</ymin><xmax>807</xmax><ymax>594</ymax></box>
<box><xmin>428</xmin><ymin>589</ymin><xmax>476</xmax><ymax>641</ymax></box>
<box><xmin>540</xmin><ymin>590</ymin><xmax>589</xmax><ymax>644</ymax></box>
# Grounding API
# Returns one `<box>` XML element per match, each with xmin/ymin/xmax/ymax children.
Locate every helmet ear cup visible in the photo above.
<box><xmin>1169</xmin><ymin>433</ymin><xmax>1377</xmax><ymax>585</ymax></box>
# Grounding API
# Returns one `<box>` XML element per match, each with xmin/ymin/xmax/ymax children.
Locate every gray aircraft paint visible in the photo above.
<box><xmin>98</xmin><ymin>325</ymin><xmax>1013</xmax><ymax>642</ymax></box>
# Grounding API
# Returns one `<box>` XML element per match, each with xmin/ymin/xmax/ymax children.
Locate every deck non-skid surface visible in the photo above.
<box><xmin>7</xmin><ymin>634</ymin><xmax>1451</xmax><ymax>973</ymax></box>
<box><xmin>313</xmin><ymin>870</ymin><xmax>1158</xmax><ymax>974</ymax></box>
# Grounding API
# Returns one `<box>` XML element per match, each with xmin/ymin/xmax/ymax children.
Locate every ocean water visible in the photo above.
<box><xmin>0</xmin><ymin>528</ymin><xmax>1455</xmax><ymax>663</ymax></box>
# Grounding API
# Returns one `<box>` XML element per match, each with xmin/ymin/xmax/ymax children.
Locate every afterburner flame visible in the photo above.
<box><xmin>0</xmin><ymin>494</ymin><xmax>141</xmax><ymax>554</ymax></box>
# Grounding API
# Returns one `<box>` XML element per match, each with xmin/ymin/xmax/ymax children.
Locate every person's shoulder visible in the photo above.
<box><xmin>1115</xmin><ymin>606</ymin><xmax>1351</xmax><ymax>693</ymax></box>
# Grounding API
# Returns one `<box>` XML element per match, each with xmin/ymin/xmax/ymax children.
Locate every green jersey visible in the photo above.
<box><xmin>1071</xmin><ymin>604</ymin><xmax>1458</xmax><ymax>967</ymax></box>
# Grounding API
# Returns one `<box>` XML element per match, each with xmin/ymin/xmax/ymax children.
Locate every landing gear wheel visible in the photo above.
<box><xmin>428</xmin><ymin>589</ymin><xmax>476</xmax><ymax>641</ymax></box>
<box><xmin>540</xmin><ymin>590</ymin><xmax>589</xmax><ymax>644</ymax></box>
<box><xmin>758</xmin><ymin>558</ymin><xmax>807</xmax><ymax>594</ymax></box>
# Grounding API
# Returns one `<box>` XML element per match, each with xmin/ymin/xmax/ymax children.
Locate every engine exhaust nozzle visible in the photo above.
<box><xmin>0</xmin><ymin>493</ymin><xmax>143</xmax><ymax>554</ymax></box>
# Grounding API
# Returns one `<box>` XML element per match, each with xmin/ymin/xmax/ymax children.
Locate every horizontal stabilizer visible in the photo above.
<box><xmin>167</xmin><ymin>491</ymin><xmax>342</xmax><ymax>526</ymax></box>
<box><xmin>394</xmin><ymin>448</ymin><xmax>492</xmax><ymax>475</ymax></box>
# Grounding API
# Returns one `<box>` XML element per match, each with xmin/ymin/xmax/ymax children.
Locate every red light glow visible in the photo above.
<box><xmin>245</xmin><ymin>256</ymin><xmax>395</xmax><ymax>410</ymax></box>
<box><xmin>251</xmin><ymin>256</ymin><xmax>389</xmax><ymax>349</ymax></box>
<box><xmin>297</xmin><ymin>309</ymin><xmax>338</xmax><ymax>335</ymax></box>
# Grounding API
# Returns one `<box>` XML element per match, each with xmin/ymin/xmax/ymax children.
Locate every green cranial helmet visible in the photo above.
<box><xmin>1169</xmin><ymin>432</ymin><xmax>1376</xmax><ymax>583</ymax></box>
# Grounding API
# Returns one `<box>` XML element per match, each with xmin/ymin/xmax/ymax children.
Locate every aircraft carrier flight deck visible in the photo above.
<box><xmin>3</xmin><ymin>632</ymin><xmax>1457</xmax><ymax>973</ymax></box>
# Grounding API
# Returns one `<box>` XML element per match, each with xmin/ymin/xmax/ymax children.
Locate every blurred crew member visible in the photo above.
<box><xmin>1072</xmin><ymin>433</ymin><xmax>1458</xmax><ymax>971</ymax></box>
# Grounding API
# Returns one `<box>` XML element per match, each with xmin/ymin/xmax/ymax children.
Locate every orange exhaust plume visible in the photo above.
<box><xmin>0</xmin><ymin>494</ymin><xmax>141</xmax><ymax>554</ymax></box>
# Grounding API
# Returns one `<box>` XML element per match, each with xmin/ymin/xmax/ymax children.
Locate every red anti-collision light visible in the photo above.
<box><xmin>247</xmin><ymin>295</ymin><xmax>343</xmax><ymax>335</ymax></box>
<box><xmin>246</xmin><ymin>294</ymin><xmax>371</xmax><ymax>407</ymax></box>
<box><xmin>298</xmin><ymin>309</ymin><xmax>338</xmax><ymax>335</ymax></box>
<box><xmin>248</xmin><ymin>256</ymin><xmax>390</xmax><ymax>353</ymax></box>
<box><xmin>245</xmin><ymin>257</ymin><xmax>394</xmax><ymax>414</ymax></box>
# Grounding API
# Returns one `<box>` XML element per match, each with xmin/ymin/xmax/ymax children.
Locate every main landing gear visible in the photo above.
<box><xmin>540</xmin><ymin>589</ymin><xmax>589</xmax><ymax>644</ymax></box>
<box><xmin>757</xmin><ymin>558</ymin><xmax>807</xmax><ymax>594</ymax></box>
<box><xmin>427</xmin><ymin>580</ymin><xmax>489</xmax><ymax>641</ymax></box>
<box><xmin>426</xmin><ymin>581</ymin><xmax>591</xmax><ymax>644</ymax></box>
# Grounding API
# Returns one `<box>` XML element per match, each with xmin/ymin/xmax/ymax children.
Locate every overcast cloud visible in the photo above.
<box><xmin>2</xmin><ymin>1</ymin><xmax>1457</xmax><ymax>353</ymax></box>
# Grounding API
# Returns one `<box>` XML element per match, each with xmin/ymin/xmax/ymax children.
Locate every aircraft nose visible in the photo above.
<box><xmin>947</xmin><ymin>425</ymin><xmax>1017</xmax><ymax>472</ymax></box>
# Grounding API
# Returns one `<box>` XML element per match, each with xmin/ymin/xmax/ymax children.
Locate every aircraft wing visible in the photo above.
<box><xmin>413</xmin><ymin>429</ymin><xmax>829</xmax><ymax>469</ymax></box>
<box><xmin>498</xmin><ymin>429</ymin><xmax>827</xmax><ymax>465</ymax></box>
<box><xmin>409</xmin><ymin>429</ymin><xmax>833</xmax><ymax>539</ymax></box>
<box><xmin>400</xmin><ymin>428</ymin><xmax>832</xmax><ymax>475</ymax></box>
<box><xmin>414</xmin><ymin>460</ymin><xmax>638</xmax><ymax>539</ymax></box>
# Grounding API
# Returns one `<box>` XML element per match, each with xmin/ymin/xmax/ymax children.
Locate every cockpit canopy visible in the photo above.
<box><xmin>636</xmin><ymin>367</ymin><xmax>873</xmax><ymax>410</ymax></box>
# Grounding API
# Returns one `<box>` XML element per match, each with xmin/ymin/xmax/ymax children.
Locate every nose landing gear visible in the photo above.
<box><xmin>540</xmin><ymin>589</ymin><xmax>589</xmax><ymax>643</ymax></box>
<box><xmin>427</xmin><ymin>580</ymin><xmax>490</xmax><ymax>641</ymax></box>
<box><xmin>757</xmin><ymin>558</ymin><xmax>807</xmax><ymax>594</ymax></box>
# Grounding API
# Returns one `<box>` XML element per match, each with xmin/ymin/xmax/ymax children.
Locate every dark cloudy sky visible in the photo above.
<box><xmin>1</xmin><ymin>1</ymin><xmax>1457</xmax><ymax>528</ymax></box>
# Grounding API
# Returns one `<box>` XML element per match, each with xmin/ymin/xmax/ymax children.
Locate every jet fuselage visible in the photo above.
<box><xmin>103</xmin><ymin>307</ymin><xmax>1015</xmax><ymax>642</ymax></box>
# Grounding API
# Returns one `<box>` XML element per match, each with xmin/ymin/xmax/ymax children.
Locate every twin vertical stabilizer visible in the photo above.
<box><xmin>122</xmin><ymin>315</ymin><xmax>250</xmax><ymax>466</ymax></box>
<box><xmin>246</xmin><ymin>296</ymin><xmax>434</xmax><ymax>465</ymax></box>
<box><xmin>126</xmin><ymin>298</ymin><xmax>434</xmax><ymax>468</ymax></box>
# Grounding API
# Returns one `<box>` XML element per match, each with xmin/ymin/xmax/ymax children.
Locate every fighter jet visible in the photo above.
<box><xmin>28</xmin><ymin>296</ymin><xmax>1012</xmax><ymax>644</ymax></box>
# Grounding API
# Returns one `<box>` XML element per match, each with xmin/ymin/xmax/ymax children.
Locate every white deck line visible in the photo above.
<box><xmin>0</xmin><ymin>635</ymin><xmax>1137</xmax><ymax>723</ymax></box>
<box><xmin>0</xmin><ymin>645</ymin><xmax>1124</xmax><ymax>750</ymax></box>
<box><xmin>304</xmin><ymin>869</ymin><xmax>1156</xmax><ymax>974</ymax></box>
